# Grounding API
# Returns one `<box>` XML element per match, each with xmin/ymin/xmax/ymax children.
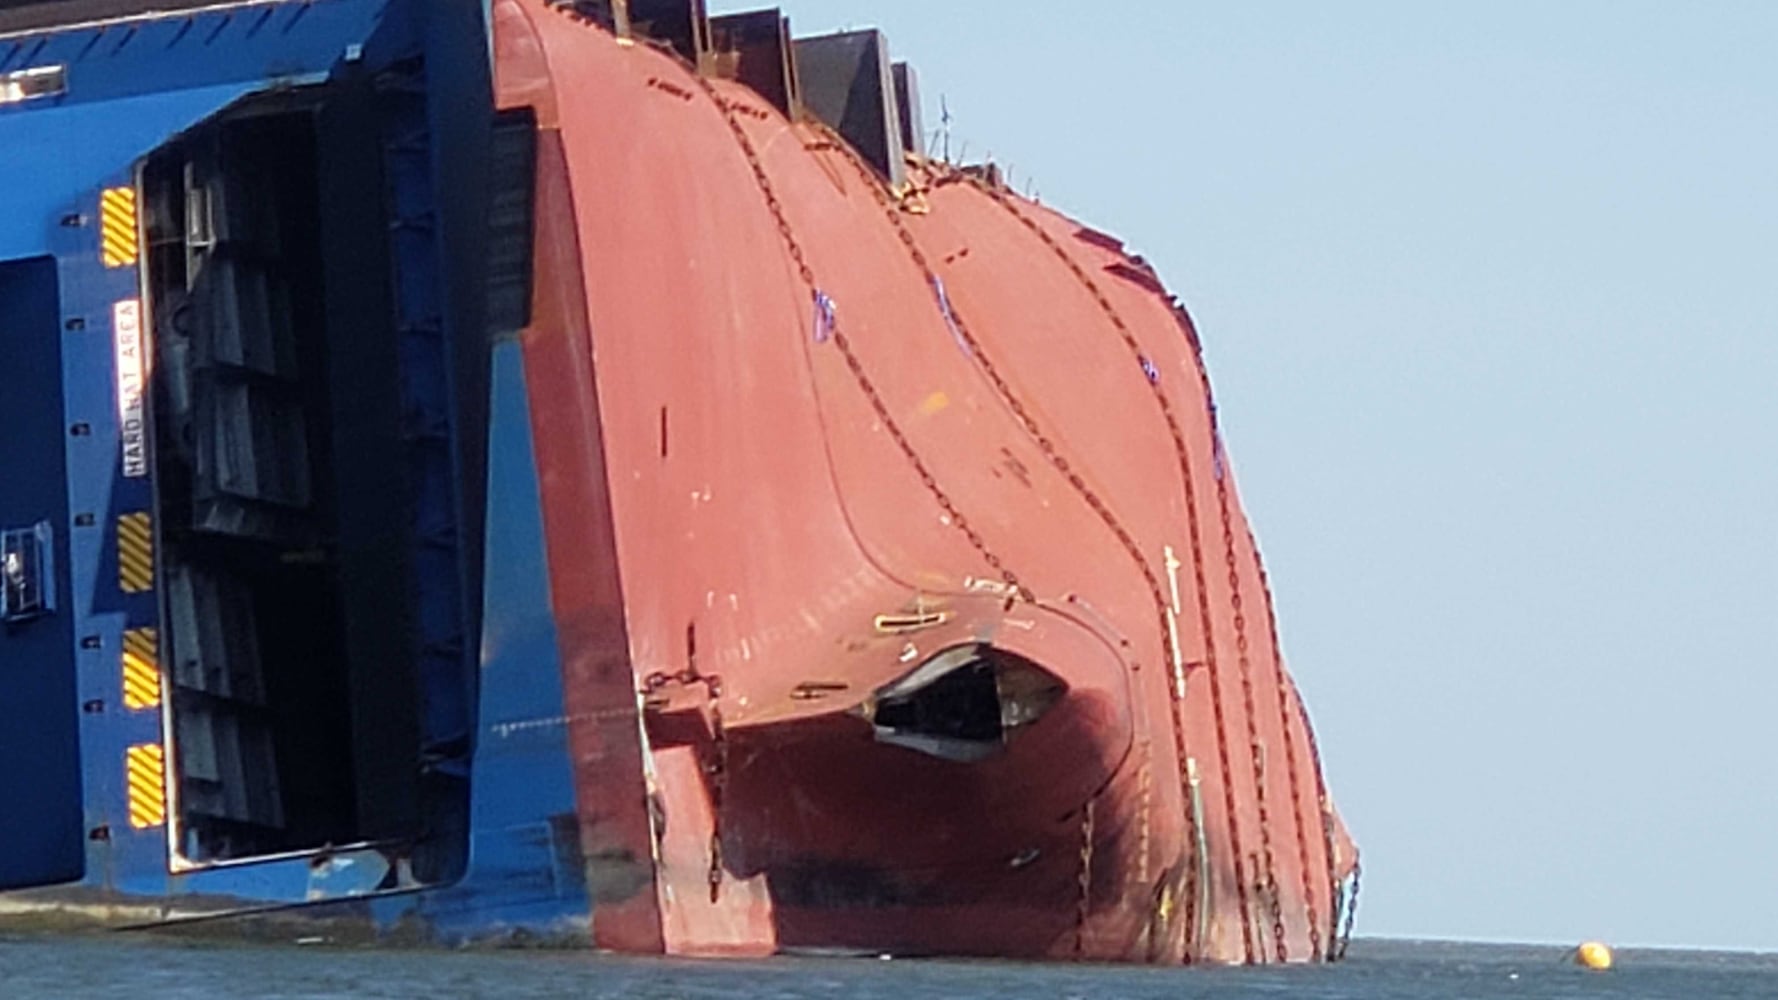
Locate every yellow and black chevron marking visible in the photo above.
<box><xmin>117</xmin><ymin>512</ymin><xmax>154</xmax><ymax>594</ymax></box>
<box><xmin>99</xmin><ymin>186</ymin><xmax>140</xmax><ymax>269</ymax></box>
<box><xmin>122</xmin><ymin>628</ymin><xmax>161</xmax><ymax>711</ymax></box>
<box><xmin>125</xmin><ymin>743</ymin><xmax>167</xmax><ymax>830</ymax></box>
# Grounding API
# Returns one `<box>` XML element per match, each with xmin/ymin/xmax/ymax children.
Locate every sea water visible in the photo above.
<box><xmin>0</xmin><ymin>936</ymin><xmax>1771</xmax><ymax>998</ymax></box>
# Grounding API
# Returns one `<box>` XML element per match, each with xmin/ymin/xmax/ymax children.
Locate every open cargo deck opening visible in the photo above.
<box><xmin>141</xmin><ymin>88</ymin><xmax>434</xmax><ymax>868</ymax></box>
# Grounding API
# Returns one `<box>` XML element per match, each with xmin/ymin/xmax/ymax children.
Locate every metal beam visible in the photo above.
<box><xmin>710</xmin><ymin>8</ymin><xmax>798</xmax><ymax>117</ymax></box>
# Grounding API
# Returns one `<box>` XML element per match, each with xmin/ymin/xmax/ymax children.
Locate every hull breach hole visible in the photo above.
<box><xmin>868</xmin><ymin>644</ymin><xmax>1064</xmax><ymax>762</ymax></box>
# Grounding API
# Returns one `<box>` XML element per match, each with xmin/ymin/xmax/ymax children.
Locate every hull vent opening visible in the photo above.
<box><xmin>867</xmin><ymin>645</ymin><xmax>1065</xmax><ymax>763</ymax></box>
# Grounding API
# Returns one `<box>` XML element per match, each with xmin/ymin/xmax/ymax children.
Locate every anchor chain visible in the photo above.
<box><xmin>808</xmin><ymin>126</ymin><xmax>1226</xmax><ymax>961</ymax></box>
<box><xmin>1288</xmin><ymin>672</ymin><xmax>1343</xmax><ymax>960</ymax></box>
<box><xmin>685</xmin><ymin>61</ymin><xmax>1302</xmax><ymax>964</ymax></box>
<box><xmin>706</xmin><ymin>688</ymin><xmax>728</xmax><ymax>902</ymax></box>
<box><xmin>1257</xmin><ymin>552</ymin><xmax>1329</xmax><ymax>960</ymax></box>
<box><xmin>984</xmin><ymin>170</ymin><xmax>1295</xmax><ymax>964</ymax></box>
<box><xmin>1074</xmin><ymin>797</ymin><xmax>1096</xmax><ymax>959</ymax></box>
<box><xmin>969</xmin><ymin>180</ymin><xmax>1265</xmax><ymax>963</ymax></box>
<box><xmin>614</xmin><ymin>33</ymin><xmax>1240</xmax><ymax>956</ymax></box>
<box><xmin>1213</xmin><ymin>418</ymin><xmax>1289</xmax><ymax>963</ymax></box>
<box><xmin>643</xmin><ymin>658</ymin><xmax>729</xmax><ymax>901</ymax></box>
<box><xmin>810</xmin><ymin>124</ymin><xmax>1178</xmax><ymax>631</ymax></box>
<box><xmin>688</xmin><ymin>81</ymin><xmax>1033</xmax><ymax>606</ymax></box>
<box><xmin>810</xmin><ymin>131</ymin><xmax>1242</xmax><ymax>958</ymax></box>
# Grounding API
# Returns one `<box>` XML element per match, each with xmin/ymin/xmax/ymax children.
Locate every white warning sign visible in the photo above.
<box><xmin>113</xmin><ymin>299</ymin><xmax>147</xmax><ymax>479</ymax></box>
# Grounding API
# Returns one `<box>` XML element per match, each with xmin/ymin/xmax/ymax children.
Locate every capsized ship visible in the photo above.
<box><xmin>0</xmin><ymin>0</ymin><xmax>1358</xmax><ymax>964</ymax></box>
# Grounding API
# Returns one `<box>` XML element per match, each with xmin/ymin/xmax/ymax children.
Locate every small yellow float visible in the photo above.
<box><xmin>1574</xmin><ymin>941</ymin><xmax>1614</xmax><ymax>971</ymax></box>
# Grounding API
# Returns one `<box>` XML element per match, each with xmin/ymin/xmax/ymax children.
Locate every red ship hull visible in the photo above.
<box><xmin>497</xmin><ymin>0</ymin><xmax>1355</xmax><ymax>964</ymax></box>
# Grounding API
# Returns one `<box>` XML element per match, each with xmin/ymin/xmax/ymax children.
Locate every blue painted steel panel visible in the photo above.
<box><xmin>416</xmin><ymin>338</ymin><xmax>588</xmax><ymax>941</ymax></box>
<box><xmin>52</xmin><ymin>173</ymin><xmax>167</xmax><ymax>892</ymax></box>
<box><xmin>470</xmin><ymin>340</ymin><xmax>577</xmax><ymax>846</ymax></box>
<box><xmin>375</xmin><ymin>51</ymin><xmax>475</xmax><ymax>891</ymax></box>
<box><xmin>423</xmin><ymin>0</ymin><xmax>498</xmax><ymax>739</ymax></box>
<box><xmin>0</xmin><ymin>0</ymin><xmax>421</xmax><ymax>904</ymax></box>
<box><xmin>0</xmin><ymin>256</ymin><xmax>85</xmax><ymax>891</ymax></box>
<box><xmin>0</xmin><ymin>84</ymin><xmax>264</xmax><ymax>262</ymax></box>
<box><xmin>0</xmin><ymin>1</ymin><xmax>385</xmax><ymax>102</ymax></box>
<box><xmin>0</xmin><ymin>0</ymin><xmax>387</xmax><ymax>263</ymax></box>
<box><xmin>0</xmin><ymin>0</ymin><xmax>589</xmax><ymax>941</ymax></box>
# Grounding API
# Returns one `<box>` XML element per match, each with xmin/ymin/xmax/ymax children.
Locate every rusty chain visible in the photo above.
<box><xmin>666</xmin><ymin>623</ymin><xmax>729</xmax><ymax>904</ymax></box>
<box><xmin>990</xmin><ymin>169</ymin><xmax>1297</xmax><ymax>964</ymax></box>
<box><xmin>1211</xmin><ymin>403</ymin><xmax>1288</xmax><ymax>962</ymax></box>
<box><xmin>1152</xmin><ymin>252</ymin><xmax>1310</xmax><ymax>965</ymax></box>
<box><xmin>686</xmin><ymin>80</ymin><xmax>1034</xmax><ymax>607</ymax></box>
<box><xmin>812</xmin><ymin>128</ymin><xmax>1183</xmax><ymax>958</ymax></box>
<box><xmin>680</xmin><ymin>55</ymin><xmax>1308</xmax><ymax>964</ymax></box>
<box><xmin>706</xmin><ymin>691</ymin><xmax>728</xmax><ymax>902</ymax></box>
<box><xmin>803</xmin><ymin>129</ymin><xmax>1258</xmax><ymax>965</ymax></box>
<box><xmin>1288</xmin><ymin>672</ymin><xmax>1343</xmax><ymax>961</ymax></box>
<box><xmin>808</xmin><ymin>125</ymin><xmax>1179</xmax><ymax>628</ymax></box>
<box><xmin>1180</xmin><ymin>797</ymin><xmax>1200</xmax><ymax>964</ymax></box>
<box><xmin>1075</xmin><ymin>797</ymin><xmax>1096</xmax><ymax>959</ymax></box>
<box><xmin>971</xmin><ymin>180</ymin><xmax>1271</xmax><ymax>963</ymax></box>
<box><xmin>1257</xmin><ymin>554</ymin><xmax>1332</xmax><ymax>960</ymax></box>
<box><xmin>640</xmin><ymin>654</ymin><xmax>731</xmax><ymax>902</ymax></box>
<box><xmin>573</xmin><ymin>14</ymin><xmax>1071</xmax><ymax>927</ymax></box>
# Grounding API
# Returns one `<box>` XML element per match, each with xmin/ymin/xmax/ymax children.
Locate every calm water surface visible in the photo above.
<box><xmin>1</xmin><ymin>936</ymin><xmax>1771</xmax><ymax>998</ymax></box>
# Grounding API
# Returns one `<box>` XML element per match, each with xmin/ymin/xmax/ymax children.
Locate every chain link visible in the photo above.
<box><xmin>1257</xmin><ymin>555</ymin><xmax>1330</xmax><ymax>960</ymax></box>
<box><xmin>1168</xmin><ymin>288</ymin><xmax>1304</xmax><ymax>964</ymax></box>
<box><xmin>653</xmin><ymin>640</ymin><xmax>730</xmax><ymax>903</ymax></box>
<box><xmin>1002</xmin><ymin>163</ymin><xmax>1297</xmax><ymax>964</ymax></box>
<box><xmin>1214</xmin><ymin>419</ymin><xmax>1289</xmax><ymax>962</ymax></box>
<box><xmin>1075</xmin><ymin>797</ymin><xmax>1096</xmax><ymax>959</ymax></box>
<box><xmin>684</xmin><ymin>67</ymin><xmax>1312</xmax><ymax>964</ymax></box>
<box><xmin>972</xmin><ymin>178</ymin><xmax>1271</xmax><ymax>963</ymax></box>
<box><xmin>706</xmin><ymin>693</ymin><xmax>728</xmax><ymax>902</ymax></box>
<box><xmin>807</xmin><ymin>126</ymin><xmax>1221</xmax><ymax>961</ymax></box>
<box><xmin>1288</xmin><ymin>671</ymin><xmax>1343</xmax><ymax>961</ymax></box>
<box><xmin>688</xmin><ymin>82</ymin><xmax>1033</xmax><ymax>605</ymax></box>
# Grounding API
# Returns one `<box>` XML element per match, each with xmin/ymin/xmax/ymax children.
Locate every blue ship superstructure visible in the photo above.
<box><xmin>0</xmin><ymin>0</ymin><xmax>587</xmax><ymax>943</ymax></box>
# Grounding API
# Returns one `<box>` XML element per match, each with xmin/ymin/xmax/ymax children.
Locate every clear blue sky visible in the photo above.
<box><xmin>715</xmin><ymin>0</ymin><xmax>1778</xmax><ymax>951</ymax></box>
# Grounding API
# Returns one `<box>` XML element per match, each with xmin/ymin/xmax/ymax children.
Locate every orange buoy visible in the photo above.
<box><xmin>1575</xmin><ymin>941</ymin><xmax>1614</xmax><ymax>971</ymax></box>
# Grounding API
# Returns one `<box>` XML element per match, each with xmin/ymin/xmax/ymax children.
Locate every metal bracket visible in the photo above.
<box><xmin>0</xmin><ymin>65</ymin><xmax>66</xmax><ymax>106</ymax></box>
<box><xmin>1</xmin><ymin>521</ymin><xmax>56</xmax><ymax>622</ymax></box>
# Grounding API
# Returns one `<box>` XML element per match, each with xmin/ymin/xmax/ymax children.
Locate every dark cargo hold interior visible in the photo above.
<box><xmin>141</xmin><ymin>90</ymin><xmax>427</xmax><ymax>866</ymax></box>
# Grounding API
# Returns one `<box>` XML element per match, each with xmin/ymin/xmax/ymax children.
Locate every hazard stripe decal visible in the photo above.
<box><xmin>117</xmin><ymin>512</ymin><xmax>154</xmax><ymax>594</ymax></box>
<box><xmin>100</xmin><ymin>187</ymin><xmax>139</xmax><ymax>268</ymax></box>
<box><xmin>125</xmin><ymin>744</ymin><xmax>167</xmax><ymax>830</ymax></box>
<box><xmin>121</xmin><ymin>628</ymin><xmax>161</xmax><ymax>711</ymax></box>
